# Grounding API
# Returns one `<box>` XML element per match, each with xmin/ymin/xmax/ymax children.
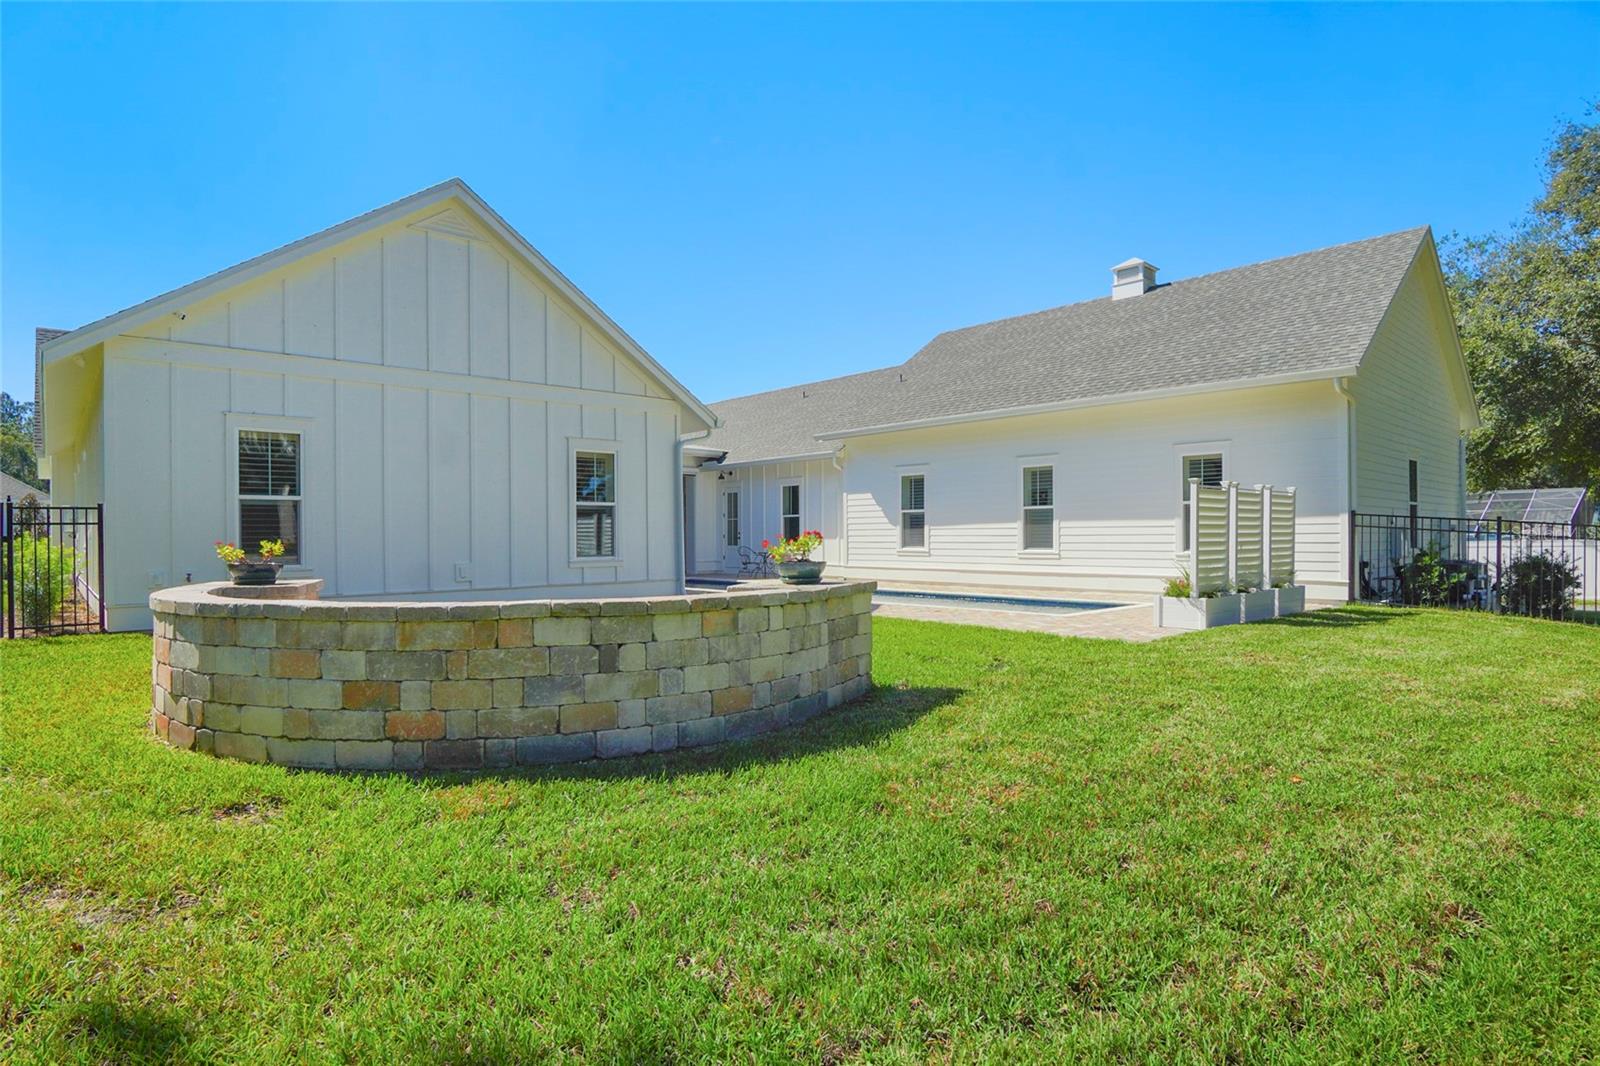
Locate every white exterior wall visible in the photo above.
<box><xmin>687</xmin><ymin>459</ymin><xmax>843</xmax><ymax>575</ymax></box>
<box><xmin>715</xmin><ymin>382</ymin><xmax>1351</xmax><ymax>599</ymax></box>
<box><xmin>1347</xmin><ymin>254</ymin><xmax>1471</xmax><ymax>518</ymax></box>
<box><xmin>84</xmin><ymin>202</ymin><xmax>689</xmax><ymax>630</ymax></box>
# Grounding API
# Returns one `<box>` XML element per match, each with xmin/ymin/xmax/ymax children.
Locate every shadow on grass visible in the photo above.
<box><xmin>54</xmin><ymin>1000</ymin><xmax>194</xmax><ymax>1064</ymax></box>
<box><xmin>1268</xmin><ymin>606</ymin><xmax>1411</xmax><ymax>629</ymax></box>
<box><xmin>409</xmin><ymin>683</ymin><xmax>964</xmax><ymax>787</ymax></box>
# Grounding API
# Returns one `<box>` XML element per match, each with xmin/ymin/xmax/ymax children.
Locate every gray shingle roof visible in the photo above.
<box><xmin>705</xmin><ymin>227</ymin><xmax>1429</xmax><ymax>465</ymax></box>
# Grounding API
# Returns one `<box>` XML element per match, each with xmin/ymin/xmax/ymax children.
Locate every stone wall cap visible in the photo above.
<box><xmin>149</xmin><ymin>579</ymin><xmax>879</xmax><ymax>619</ymax></box>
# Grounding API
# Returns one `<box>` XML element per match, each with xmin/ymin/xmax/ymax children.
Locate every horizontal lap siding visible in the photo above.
<box><xmin>830</xmin><ymin>382</ymin><xmax>1349</xmax><ymax>595</ymax></box>
<box><xmin>1351</xmin><ymin>258</ymin><xmax>1469</xmax><ymax>519</ymax></box>
<box><xmin>98</xmin><ymin>204</ymin><xmax>686</xmax><ymax>630</ymax></box>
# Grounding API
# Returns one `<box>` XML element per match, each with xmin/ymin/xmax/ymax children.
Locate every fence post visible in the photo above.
<box><xmin>1495</xmin><ymin>516</ymin><xmax>1503</xmax><ymax>603</ymax></box>
<box><xmin>97</xmin><ymin>503</ymin><xmax>107</xmax><ymax>632</ymax></box>
<box><xmin>1348</xmin><ymin>509</ymin><xmax>1357</xmax><ymax>603</ymax></box>
<box><xmin>4</xmin><ymin>497</ymin><xmax>12</xmax><ymax>639</ymax></box>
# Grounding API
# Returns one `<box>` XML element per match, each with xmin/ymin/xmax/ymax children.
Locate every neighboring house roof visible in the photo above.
<box><xmin>705</xmin><ymin>227</ymin><xmax>1440</xmax><ymax>464</ymax></box>
<box><xmin>37</xmin><ymin>179</ymin><xmax>718</xmax><ymax>432</ymax></box>
<box><xmin>1</xmin><ymin>471</ymin><xmax>48</xmax><ymax>503</ymax></box>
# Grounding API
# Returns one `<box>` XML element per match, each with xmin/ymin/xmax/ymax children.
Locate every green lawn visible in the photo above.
<box><xmin>3</xmin><ymin>609</ymin><xmax>1598</xmax><ymax>1063</ymax></box>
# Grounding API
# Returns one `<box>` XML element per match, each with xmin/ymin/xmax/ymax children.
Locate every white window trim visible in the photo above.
<box><xmin>1016</xmin><ymin>454</ymin><xmax>1059</xmax><ymax>557</ymax></box>
<box><xmin>779</xmin><ymin>478</ymin><xmax>804</xmax><ymax>542</ymax></box>
<box><xmin>568</xmin><ymin>436</ymin><xmax>623</xmax><ymax>567</ymax></box>
<box><xmin>225</xmin><ymin>413</ymin><xmax>313</xmax><ymax>574</ymax></box>
<box><xmin>1172</xmin><ymin>440</ymin><xmax>1231</xmax><ymax>555</ymax></box>
<box><xmin>722</xmin><ymin>485</ymin><xmax>741</xmax><ymax>551</ymax></box>
<box><xmin>897</xmin><ymin>465</ymin><xmax>930</xmax><ymax>555</ymax></box>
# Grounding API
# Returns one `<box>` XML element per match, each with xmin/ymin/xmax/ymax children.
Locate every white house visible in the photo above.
<box><xmin>687</xmin><ymin>228</ymin><xmax>1479</xmax><ymax>602</ymax></box>
<box><xmin>36</xmin><ymin>180</ymin><xmax>719</xmax><ymax>631</ymax></box>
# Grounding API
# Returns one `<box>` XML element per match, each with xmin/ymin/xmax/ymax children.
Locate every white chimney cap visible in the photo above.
<box><xmin>1111</xmin><ymin>258</ymin><xmax>1158</xmax><ymax>300</ymax></box>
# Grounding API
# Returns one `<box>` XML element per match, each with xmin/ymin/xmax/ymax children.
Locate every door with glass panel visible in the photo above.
<box><xmin>720</xmin><ymin>488</ymin><xmax>741</xmax><ymax>572</ymax></box>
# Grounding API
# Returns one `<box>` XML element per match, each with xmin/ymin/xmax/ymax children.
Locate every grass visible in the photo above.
<box><xmin>3</xmin><ymin>608</ymin><xmax>1599</xmax><ymax>1063</ymax></box>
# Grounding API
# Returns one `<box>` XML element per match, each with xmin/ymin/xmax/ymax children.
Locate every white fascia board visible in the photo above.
<box><xmin>812</xmin><ymin>366</ymin><xmax>1361</xmax><ymax>441</ymax></box>
<box><xmin>698</xmin><ymin>450</ymin><xmax>838</xmax><ymax>471</ymax></box>
<box><xmin>41</xmin><ymin>179</ymin><xmax>465</xmax><ymax>364</ymax></box>
<box><xmin>39</xmin><ymin>178</ymin><xmax>721</xmax><ymax>432</ymax></box>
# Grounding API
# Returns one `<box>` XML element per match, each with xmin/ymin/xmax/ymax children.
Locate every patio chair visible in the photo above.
<box><xmin>736</xmin><ymin>545</ymin><xmax>773</xmax><ymax>577</ymax></box>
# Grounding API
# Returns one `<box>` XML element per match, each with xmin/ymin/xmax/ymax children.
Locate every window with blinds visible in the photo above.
<box><xmin>1180</xmin><ymin>453</ymin><xmax>1224</xmax><ymax>551</ymax></box>
<box><xmin>781</xmin><ymin>483</ymin><xmax>801</xmax><ymax>540</ymax></box>
<box><xmin>1021</xmin><ymin>465</ymin><xmax>1054</xmax><ymax>551</ymax></box>
<box><xmin>900</xmin><ymin>474</ymin><xmax>926</xmax><ymax>549</ymax></box>
<box><xmin>575</xmin><ymin>451</ymin><xmax>616</xmax><ymax>559</ymax></box>
<box><xmin>238</xmin><ymin>430</ymin><xmax>301</xmax><ymax>563</ymax></box>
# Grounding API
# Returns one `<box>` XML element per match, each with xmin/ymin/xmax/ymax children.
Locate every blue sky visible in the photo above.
<box><xmin>3</xmin><ymin>3</ymin><xmax>1596</xmax><ymax>406</ymax></box>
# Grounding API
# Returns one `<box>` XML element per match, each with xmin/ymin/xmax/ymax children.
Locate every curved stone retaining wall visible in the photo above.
<box><xmin>149</xmin><ymin>580</ymin><xmax>875</xmax><ymax>770</ymax></box>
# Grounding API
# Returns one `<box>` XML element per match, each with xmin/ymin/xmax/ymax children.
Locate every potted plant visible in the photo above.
<box><xmin>1239</xmin><ymin>582</ymin><xmax>1277</xmax><ymax>623</ymax></box>
<box><xmin>1153</xmin><ymin>566</ymin><xmax>1241</xmax><ymax>630</ymax></box>
<box><xmin>1272</xmin><ymin>574</ymin><xmax>1305</xmax><ymax>617</ymax></box>
<box><xmin>217</xmin><ymin>539</ymin><xmax>287</xmax><ymax>586</ymax></box>
<box><xmin>763</xmin><ymin>530</ymin><xmax>825</xmax><ymax>585</ymax></box>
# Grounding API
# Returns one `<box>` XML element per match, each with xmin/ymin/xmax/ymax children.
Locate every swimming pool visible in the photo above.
<box><xmin>872</xmin><ymin>589</ymin><xmax>1128</xmax><ymax>616</ymax></box>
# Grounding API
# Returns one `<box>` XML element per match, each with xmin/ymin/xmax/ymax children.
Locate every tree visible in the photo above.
<box><xmin>1442</xmin><ymin>108</ymin><xmax>1600</xmax><ymax>496</ymax></box>
<box><xmin>0</xmin><ymin>391</ymin><xmax>45</xmax><ymax>491</ymax></box>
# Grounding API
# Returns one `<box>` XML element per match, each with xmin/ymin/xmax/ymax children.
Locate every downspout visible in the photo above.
<box><xmin>1333</xmin><ymin>377</ymin><xmax>1357</xmax><ymax>601</ymax></box>
<box><xmin>830</xmin><ymin>446</ymin><xmax>846</xmax><ymax>569</ymax></box>
<box><xmin>674</xmin><ymin>425</ymin><xmax>714</xmax><ymax>594</ymax></box>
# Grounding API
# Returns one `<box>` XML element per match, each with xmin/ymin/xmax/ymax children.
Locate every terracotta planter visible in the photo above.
<box><xmin>774</xmin><ymin>560</ymin><xmax>826</xmax><ymax>585</ymax></box>
<box><xmin>227</xmin><ymin>560</ymin><xmax>282</xmax><ymax>586</ymax></box>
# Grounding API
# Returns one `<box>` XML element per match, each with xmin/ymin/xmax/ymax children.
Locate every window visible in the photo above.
<box><xmin>575</xmin><ymin>451</ymin><xmax>616</xmax><ymax>559</ymax></box>
<box><xmin>781</xmin><ymin>483</ymin><xmax>801</xmax><ymax>540</ymax></box>
<box><xmin>1408</xmin><ymin>459</ymin><xmax>1419</xmax><ymax>543</ymax></box>
<box><xmin>900</xmin><ymin>474</ymin><xmax>926</xmax><ymax>549</ymax></box>
<box><xmin>1021</xmin><ymin>465</ymin><xmax>1054</xmax><ymax>551</ymax></box>
<box><xmin>1179</xmin><ymin>453</ymin><xmax>1224</xmax><ymax>551</ymax></box>
<box><xmin>238</xmin><ymin>430</ymin><xmax>301</xmax><ymax>563</ymax></box>
<box><xmin>724</xmin><ymin>490</ymin><xmax>740</xmax><ymax>547</ymax></box>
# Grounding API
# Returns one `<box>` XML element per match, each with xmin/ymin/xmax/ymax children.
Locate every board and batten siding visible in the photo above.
<box><xmin>720</xmin><ymin>382</ymin><xmax>1350</xmax><ymax>599</ymax></box>
<box><xmin>94</xmin><ymin>202</ymin><xmax>688</xmax><ymax>631</ymax></box>
<box><xmin>687</xmin><ymin>459</ymin><xmax>843</xmax><ymax>574</ymax></box>
<box><xmin>1348</xmin><ymin>254</ymin><xmax>1471</xmax><ymax>519</ymax></box>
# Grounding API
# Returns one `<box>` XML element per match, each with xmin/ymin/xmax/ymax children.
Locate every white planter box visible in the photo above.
<box><xmin>1274</xmin><ymin>586</ymin><xmax>1306</xmax><ymax>617</ymax></box>
<box><xmin>1241</xmin><ymin>589</ymin><xmax>1276</xmax><ymax>623</ymax></box>
<box><xmin>1154</xmin><ymin>594</ymin><xmax>1242</xmax><ymax>630</ymax></box>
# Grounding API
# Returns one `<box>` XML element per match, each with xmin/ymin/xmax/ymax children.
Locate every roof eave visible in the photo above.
<box><xmin>38</xmin><ymin>178</ymin><xmax>720</xmax><ymax>431</ymax></box>
<box><xmin>812</xmin><ymin>366</ymin><xmax>1363</xmax><ymax>441</ymax></box>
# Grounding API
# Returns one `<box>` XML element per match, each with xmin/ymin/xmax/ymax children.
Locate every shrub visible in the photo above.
<box><xmin>1499</xmin><ymin>551</ymin><xmax>1580</xmax><ymax>620</ymax></box>
<box><xmin>3</xmin><ymin>531</ymin><xmax>80</xmax><ymax>628</ymax></box>
<box><xmin>1400</xmin><ymin>545</ymin><xmax>1469</xmax><ymax>607</ymax></box>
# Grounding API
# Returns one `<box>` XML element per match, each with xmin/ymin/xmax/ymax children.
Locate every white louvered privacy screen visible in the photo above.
<box><xmin>575</xmin><ymin>451</ymin><xmax>616</xmax><ymax>559</ymax></box>
<box><xmin>1186</xmin><ymin>481</ymin><xmax>1297</xmax><ymax>596</ymax></box>
<box><xmin>238</xmin><ymin>430</ymin><xmax>301</xmax><ymax>563</ymax></box>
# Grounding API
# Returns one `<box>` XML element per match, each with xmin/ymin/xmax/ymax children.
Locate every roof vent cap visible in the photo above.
<box><xmin>1111</xmin><ymin>258</ymin><xmax>1158</xmax><ymax>300</ymax></box>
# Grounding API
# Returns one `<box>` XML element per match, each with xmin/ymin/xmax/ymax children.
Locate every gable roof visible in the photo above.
<box><xmin>38</xmin><ymin>179</ymin><xmax>717</xmax><ymax>430</ymax></box>
<box><xmin>705</xmin><ymin>227</ymin><xmax>1441</xmax><ymax>464</ymax></box>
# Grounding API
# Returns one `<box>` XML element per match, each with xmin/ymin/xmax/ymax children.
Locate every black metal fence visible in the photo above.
<box><xmin>1351</xmin><ymin>510</ymin><xmax>1599</xmax><ymax>625</ymax></box>
<box><xmin>2</xmin><ymin>496</ymin><xmax>106</xmax><ymax>637</ymax></box>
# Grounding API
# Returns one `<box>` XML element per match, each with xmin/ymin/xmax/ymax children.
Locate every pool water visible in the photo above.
<box><xmin>872</xmin><ymin>589</ymin><xmax>1127</xmax><ymax>616</ymax></box>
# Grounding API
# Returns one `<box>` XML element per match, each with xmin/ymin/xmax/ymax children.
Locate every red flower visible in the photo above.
<box><xmin>762</xmin><ymin>539</ymin><xmax>770</xmax><ymax>548</ymax></box>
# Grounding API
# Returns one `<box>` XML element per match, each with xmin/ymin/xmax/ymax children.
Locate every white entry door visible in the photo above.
<box><xmin>721</xmin><ymin>488</ymin><xmax>741</xmax><ymax>571</ymax></box>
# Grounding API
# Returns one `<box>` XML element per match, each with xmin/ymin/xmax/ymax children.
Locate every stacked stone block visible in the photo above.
<box><xmin>149</xmin><ymin>581</ymin><xmax>875</xmax><ymax>770</ymax></box>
